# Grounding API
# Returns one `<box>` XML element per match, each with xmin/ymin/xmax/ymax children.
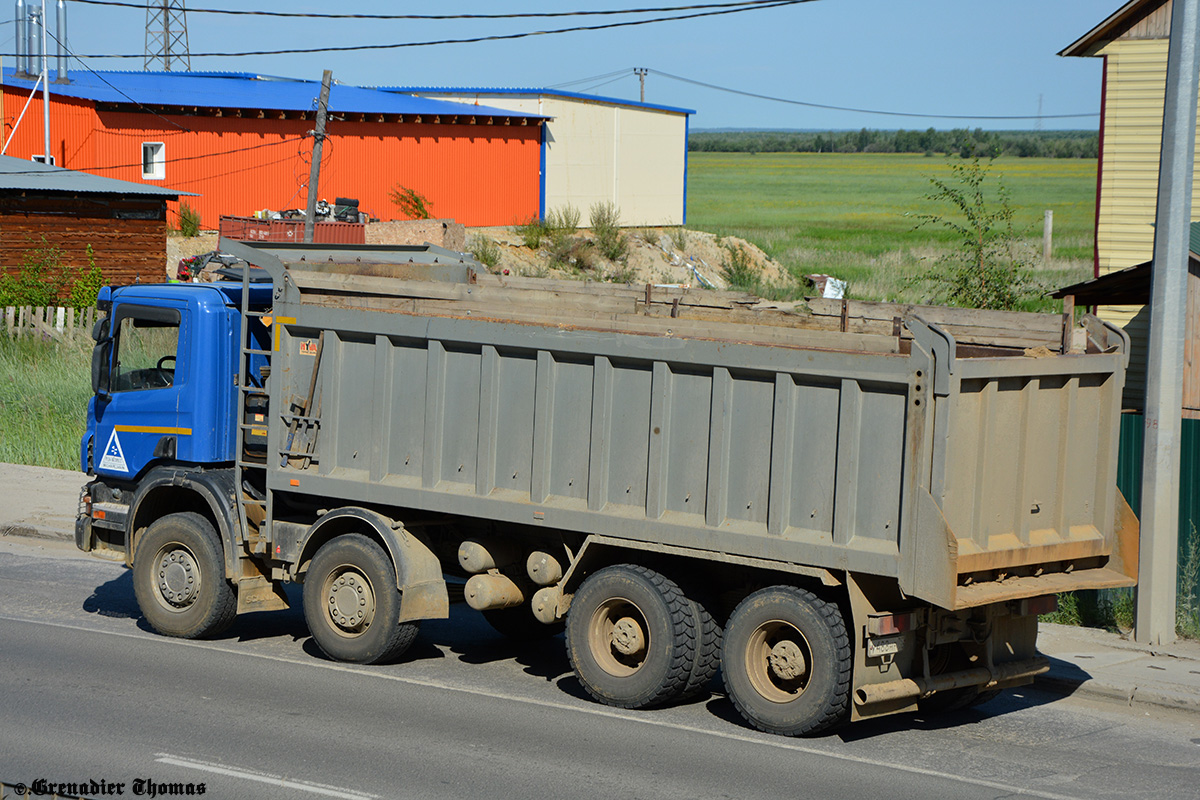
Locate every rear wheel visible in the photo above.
<box><xmin>302</xmin><ymin>534</ymin><xmax>418</xmax><ymax>664</ymax></box>
<box><xmin>681</xmin><ymin>598</ymin><xmax>722</xmax><ymax>699</ymax></box>
<box><xmin>566</xmin><ymin>564</ymin><xmax>697</xmax><ymax>709</ymax></box>
<box><xmin>722</xmin><ymin>585</ymin><xmax>851</xmax><ymax>736</ymax></box>
<box><xmin>132</xmin><ymin>512</ymin><xmax>236</xmax><ymax>639</ymax></box>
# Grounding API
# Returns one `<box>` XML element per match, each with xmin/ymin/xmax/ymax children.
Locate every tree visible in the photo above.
<box><xmin>909</xmin><ymin>158</ymin><xmax>1034</xmax><ymax>311</ymax></box>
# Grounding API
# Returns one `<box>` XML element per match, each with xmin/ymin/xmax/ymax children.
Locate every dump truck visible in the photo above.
<box><xmin>75</xmin><ymin>240</ymin><xmax>1138</xmax><ymax>736</ymax></box>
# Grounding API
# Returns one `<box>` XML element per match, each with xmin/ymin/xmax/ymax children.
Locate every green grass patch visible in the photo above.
<box><xmin>0</xmin><ymin>335</ymin><xmax>91</xmax><ymax>470</ymax></box>
<box><xmin>687</xmin><ymin>153</ymin><xmax>1095</xmax><ymax>309</ymax></box>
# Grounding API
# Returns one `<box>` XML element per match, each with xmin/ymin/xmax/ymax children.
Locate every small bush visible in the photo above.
<box><xmin>1040</xmin><ymin>592</ymin><xmax>1082</xmax><ymax>627</ymax></box>
<box><xmin>68</xmin><ymin>245</ymin><xmax>103</xmax><ymax>309</ymax></box>
<box><xmin>388</xmin><ymin>185</ymin><xmax>433</xmax><ymax>219</ymax></box>
<box><xmin>670</xmin><ymin>226</ymin><xmax>689</xmax><ymax>252</ymax></box>
<box><xmin>0</xmin><ymin>240</ymin><xmax>68</xmax><ymax>307</ymax></box>
<box><xmin>546</xmin><ymin>205</ymin><xmax>581</xmax><ymax>239</ymax></box>
<box><xmin>177</xmin><ymin>202</ymin><xmax>201</xmax><ymax>237</ymax></box>
<box><xmin>1179</xmin><ymin>522</ymin><xmax>1200</xmax><ymax>639</ymax></box>
<box><xmin>468</xmin><ymin>234</ymin><xmax>502</xmax><ymax>269</ymax></box>
<box><xmin>514</xmin><ymin>216</ymin><xmax>546</xmax><ymax>250</ymax></box>
<box><xmin>547</xmin><ymin>234</ymin><xmax>596</xmax><ymax>272</ymax></box>
<box><xmin>590</xmin><ymin>201</ymin><xmax>627</xmax><ymax>262</ymax></box>
<box><xmin>720</xmin><ymin>243</ymin><xmax>758</xmax><ymax>290</ymax></box>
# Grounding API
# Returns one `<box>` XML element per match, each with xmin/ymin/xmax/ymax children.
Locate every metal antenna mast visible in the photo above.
<box><xmin>144</xmin><ymin>0</ymin><xmax>191</xmax><ymax>71</ymax></box>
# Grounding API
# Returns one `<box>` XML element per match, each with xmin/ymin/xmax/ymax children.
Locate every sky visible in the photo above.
<box><xmin>4</xmin><ymin>0</ymin><xmax>1120</xmax><ymax>131</ymax></box>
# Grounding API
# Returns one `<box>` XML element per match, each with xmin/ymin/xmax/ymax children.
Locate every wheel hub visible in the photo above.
<box><xmin>611</xmin><ymin>616</ymin><xmax>646</xmax><ymax>656</ymax></box>
<box><xmin>327</xmin><ymin>572</ymin><xmax>374</xmax><ymax>631</ymax></box>
<box><xmin>768</xmin><ymin>639</ymin><xmax>807</xmax><ymax>681</ymax></box>
<box><xmin>157</xmin><ymin>549</ymin><xmax>199</xmax><ymax>607</ymax></box>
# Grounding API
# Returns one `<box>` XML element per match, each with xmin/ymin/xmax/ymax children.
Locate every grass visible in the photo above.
<box><xmin>0</xmin><ymin>334</ymin><xmax>91</xmax><ymax>471</ymax></box>
<box><xmin>686</xmin><ymin>152</ymin><xmax>1095</xmax><ymax>309</ymax></box>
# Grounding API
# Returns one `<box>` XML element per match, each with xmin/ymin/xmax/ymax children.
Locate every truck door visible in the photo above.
<box><xmin>93</xmin><ymin>302</ymin><xmax>188</xmax><ymax>480</ymax></box>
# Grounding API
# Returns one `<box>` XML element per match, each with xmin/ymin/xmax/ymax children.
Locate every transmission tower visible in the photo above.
<box><xmin>144</xmin><ymin>0</ymin><xmax>191</xmax><ymax>72</ymax></box>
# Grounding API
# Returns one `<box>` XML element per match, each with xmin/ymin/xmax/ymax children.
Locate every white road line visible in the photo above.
<box><xmin>155</xmin><ymin>754</ymin><xmax>377</xmax><ymax>799</ymax></box>
<box><xmin>2</xmin><ymin>614</ymin><xmax>1085</xmax><ymax>800</ymax></box>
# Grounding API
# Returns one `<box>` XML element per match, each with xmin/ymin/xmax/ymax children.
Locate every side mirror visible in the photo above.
<box><xmin>91</xmin><ymin>340</ymin><xmax>112</xmax><ymax>398</ymax></box>
<box><xmin>91</xmin><ymin>316</ymin><xmax>109</xmax><ymax>343</ymax></box>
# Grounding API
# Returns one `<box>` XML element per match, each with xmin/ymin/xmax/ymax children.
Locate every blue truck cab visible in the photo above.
<box><xmin>77</xmin><ymin>278</ymin><xmax>272</xmax><ymax>570</ymax></box>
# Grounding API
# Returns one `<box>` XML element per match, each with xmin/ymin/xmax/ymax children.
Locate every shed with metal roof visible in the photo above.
<box><xmin>0</xmin><ymin>154</ymin><xmax>184</xmax><ymax>287</ymax></box>
<box><xmin>390</xmin><ymin>87</ymin><xmax>693</xmax><ymax>227</ymax></box>
<box><xmin>0</xmin><ymin>69</ymin><xmax>547</xmax><ymax>228</ymax></box>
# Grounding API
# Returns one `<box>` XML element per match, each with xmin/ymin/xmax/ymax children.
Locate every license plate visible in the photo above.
<box><xmin>867</xmin><ymin>635</ymin><xmax>903</xmax><ymax>658</ymax></box>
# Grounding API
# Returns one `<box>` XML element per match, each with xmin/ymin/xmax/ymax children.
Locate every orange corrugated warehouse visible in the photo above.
<box><xmin>0</xmin><ymin>69</ymin><xmax>544</xmax><ymax>227</ymax></box>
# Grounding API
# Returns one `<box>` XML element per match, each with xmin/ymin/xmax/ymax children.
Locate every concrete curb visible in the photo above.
<box><xmin>1034</xmin><ymin>674</ymin><xmax>1200</xmax><ymax>714</ymax></box>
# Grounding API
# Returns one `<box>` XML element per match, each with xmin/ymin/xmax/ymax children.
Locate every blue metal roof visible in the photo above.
<box><xmin>384</xmin><ymin>86</ymin><xmax>694</xmax><ymax>116</ymax></box>
<box><xmin>0</xmin><ymin>69</ymin><xmax>547</xmax><ymax>119</ymax></box>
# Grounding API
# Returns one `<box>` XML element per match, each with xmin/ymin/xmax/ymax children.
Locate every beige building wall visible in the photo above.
<box><xmin>417</xmin><ymin>92</ymin><xmax>688</xmax><ymax>227</ymax></box>
<box><xmin>1094</xmin><ymin>37</ymin><xmax>1200</xmax><ymax>406</ymax></box>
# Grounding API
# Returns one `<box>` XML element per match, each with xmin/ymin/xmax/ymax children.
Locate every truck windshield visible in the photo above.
<box><xmin>111</xmin><ymin>316</ymin><xmax>180</xmax><ymax>392</ymax></box>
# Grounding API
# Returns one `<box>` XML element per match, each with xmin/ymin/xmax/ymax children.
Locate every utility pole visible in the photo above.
<box><xmin>304</xmin><ymin>70</ymin><xmax>333</xmax><ymax>245</ymax></box>
<box><xmin>635</xmin><ymin>67</ymin><xmax>648</xmax><ymax>103</ymax></box>
<box><xmin>1043</xmin><ymin>210</ymin><xmax>1053</xmax><ymax>264</ymax></box>
<box><xmin>1137</xmin><ymin>0</ymin><xmax>1200</xmax><ymax>645</ymax></box>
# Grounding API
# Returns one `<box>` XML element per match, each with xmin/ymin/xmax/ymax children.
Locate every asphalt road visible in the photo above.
<box><xmin>2</xmin><ymin>537</ymin><xmax>1198</xmax><ymax>800</ymax></box>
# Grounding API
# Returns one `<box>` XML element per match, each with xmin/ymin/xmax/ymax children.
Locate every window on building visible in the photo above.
<box><xmin>142</xmin><ymin>142</ymin><xmax>165</xmax><ymax>180</ymax></box>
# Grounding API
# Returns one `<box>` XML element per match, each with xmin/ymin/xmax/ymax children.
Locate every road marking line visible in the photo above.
<box><xmin>155</xmin><ymin>754</ymin><xmax>378</xmax><ymax>799</ymax></box>
<box><xmin>2</xmin><ymin>614</ymin><xmax>1084</xmax><ymax>800</ymax></box>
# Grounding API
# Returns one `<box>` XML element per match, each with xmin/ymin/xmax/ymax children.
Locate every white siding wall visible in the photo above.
<box><xmin>419</xmin><ymin>93</ymin><xmax>688</xmax><ymax>226</ymax></box>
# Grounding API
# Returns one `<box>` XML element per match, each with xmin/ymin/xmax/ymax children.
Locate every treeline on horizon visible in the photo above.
<box><xmin>688</xmin><ymin>128</ymin><xmax>1099</xmax><ymax>158</ymax></box>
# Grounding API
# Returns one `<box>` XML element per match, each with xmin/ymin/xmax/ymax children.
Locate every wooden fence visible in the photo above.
<box><xmin>3</xmin><ymin>306</ymin><xmax>98</xmax><ymax>341</ymax></box>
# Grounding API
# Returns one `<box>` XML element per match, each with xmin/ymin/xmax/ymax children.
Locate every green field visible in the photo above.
<box><xmin>686</xmin><ymin>152</ymin><xmax>1096</xmax><ymax>308</ymax></box>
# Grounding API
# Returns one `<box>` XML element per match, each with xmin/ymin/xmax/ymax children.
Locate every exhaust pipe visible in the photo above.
<box><xmin>853</xmin><ymin>657</ymin><xmax>1050</xmax><ymax>707</ymax></box>
<box><xmin>14</xmin><ymin>0</ymin><xmax>26</xmax><ymax>77</ymax></box>
<box><xmin>54</xmin><ymin>0</ymin><xmax>66</xmax><ymax>83</ymax></box>
<box><xmin>27</xmin><ymin>4</ymin><xmax>41</xmax><ymax>78</ymax></box>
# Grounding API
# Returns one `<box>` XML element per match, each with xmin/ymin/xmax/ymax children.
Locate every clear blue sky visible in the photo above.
<box><xmin>10</xmin><ymin>0</ymin><xmax>1117</xmax><ymax>130</ymax></box>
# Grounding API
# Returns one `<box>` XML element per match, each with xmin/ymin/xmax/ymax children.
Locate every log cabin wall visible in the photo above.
<box><xmin>0</xmin><ymin>193</ymin><xmax>168</xmax><ymax>290</ymax></box>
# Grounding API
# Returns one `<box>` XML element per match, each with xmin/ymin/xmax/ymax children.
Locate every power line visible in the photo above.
<box><xmin>549</xmin><ymin>68</ymin><xmax>635</xmax><ymax>89</ymax></box>
<box><xmin>44</xmin><ymin>27</ymin><xmax>192</xmax><ymax>132</ymax></box>
<box><xmin>32</xmin><ymin>0</ymin><xmax>808</xmax><ymax>58</ymax></box>
<box><xmin>70</xmin><ymin>0</ymin><xmax>807</xmax><ymax>21</ymax></box>
<box><xmin>648</xmin><ymin>68</ymin><xmax>1100</xmax><ymax>120</ymax></box>
<box><xmin>0</xmin><ymin>134</ymin><xmax>310</xmax><ymax>178</ymax></box>
<box><xmin>578</xmin><ymin>74</ymin><xmax>634</xmax><ymax>94</ymax></box>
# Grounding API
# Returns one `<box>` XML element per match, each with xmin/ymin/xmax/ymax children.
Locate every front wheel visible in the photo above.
<box><xmin>132</xmin><ymin>512</ymin><xmax>236</xmax><ymax>639</ymax></box>
<box><xmin>722</xmin><ymin>585</ymin><xmax>851</xmax><ymax>736</ymax></box>
<box><xmin>302</xmin><ymin>534</ymin><xmax>418</xmax><ymax>665</ymax></box>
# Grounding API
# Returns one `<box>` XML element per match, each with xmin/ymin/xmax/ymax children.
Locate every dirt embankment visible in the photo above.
<box><xmin>466</xmin><ymin>225</ymin><xmax>788</xmax><ymax>290</ymax></box>
<box><xmin>165</xmin><ymin>223</ymin><xmax>791</xmax><ymax>292</ymax></box>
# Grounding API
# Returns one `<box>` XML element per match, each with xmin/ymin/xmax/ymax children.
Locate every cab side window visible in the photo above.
<box><xmin>111</xmin><ymin>313</ymin><xmax>180</xmax><ymax>392</ymax></box>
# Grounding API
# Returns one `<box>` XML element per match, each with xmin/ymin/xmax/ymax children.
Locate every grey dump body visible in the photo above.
<box><xmin>95</xmin><ymin>238</ymin><xmax>1137</xmax><ymax>731</ymax></box>
<box><xmin>231</xmin><ymin>240</ymin><xmax>1136</xmax><ymax>613</ymax></box>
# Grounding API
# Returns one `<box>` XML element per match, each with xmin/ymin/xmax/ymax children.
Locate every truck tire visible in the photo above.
<box><xmin>132</xmin><ymin>512</ymin><xmax>237</xmax><ymax>639</ymax></box>
<box><xmin>722</xmin><ymin>585</ymin><xmax>851</xmax><ymax>736</ymax></box>
<box><xmin>483</xmin><ymin>606</ymin><xmax>565</xmax><ymax>641</ymax></box>
<box><xmin>302</xmin><ymin>534</ymin><xmax>419</xmax><ymax>665</ymax></box>
<box><xmin>566</xmin><ymin>564</ymin><xmax>697</xmax><ymax>709</ymax></box>
<box><xmin>681</xmin><ymin>598</ymin><xmax>722</xmax><ymax>700</ymax></box>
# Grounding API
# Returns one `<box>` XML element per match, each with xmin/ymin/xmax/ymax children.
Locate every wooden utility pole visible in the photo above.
<box><xmin>1043</xmin><ymin>210</ymin><xmax>1053</xmax><ymax>263</ymax></box>
<box><xmin>304</xmin><ymin>70</ymin><xmax>333</xmax><ymax>245</ymax></box>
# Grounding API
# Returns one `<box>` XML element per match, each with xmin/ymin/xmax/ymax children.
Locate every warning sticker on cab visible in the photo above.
<box><xmin>99</xmin><ymin>430</ymin><xmax>129</xmax><ymax>472</ymax></box>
